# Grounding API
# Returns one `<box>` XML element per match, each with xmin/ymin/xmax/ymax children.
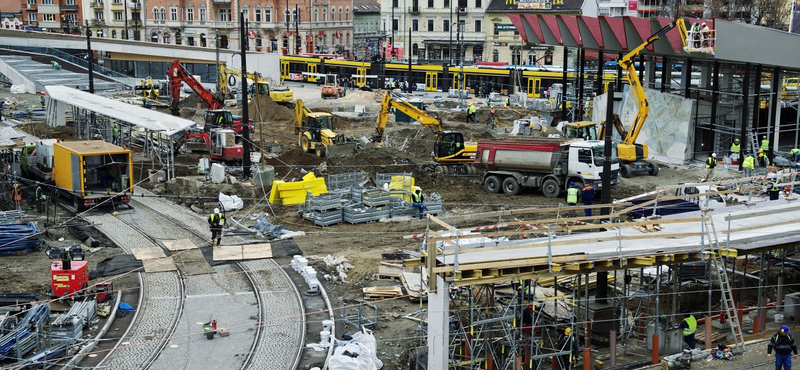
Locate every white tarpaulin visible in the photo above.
<box><xmin>328</xmin><ymin>328</ymin><xmax>383</xmax><ymax>370</ymax></box>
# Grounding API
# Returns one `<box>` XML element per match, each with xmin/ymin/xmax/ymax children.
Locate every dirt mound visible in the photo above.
<box><xmin>262</xmin><ymin>146</ymin><xmax>324</xmax><ymax>179</ymax></box>
<box><xmin>248</xmin><ymin>95</ymin><xmax>294</xmax><ymax>123</ymax></box>
<box><xmin>180</xmin><ymin>93</ymin><xmax>206</xmax><ymax>109</ymax></box>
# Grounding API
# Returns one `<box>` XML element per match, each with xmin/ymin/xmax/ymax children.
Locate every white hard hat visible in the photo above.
<box><xmin>712</xmin><ymin>153</ymin><xmax>716</xmax><ymax>157</ymax></box>
<box><xmin>214</xmin><ymin>208</ymin><xmax>220</xmax><ymax>213</ymax></box>
<box><xmin>701</xmin><ymin>22</ymin><xmax>706</xmax><ymax>26</ymax></box>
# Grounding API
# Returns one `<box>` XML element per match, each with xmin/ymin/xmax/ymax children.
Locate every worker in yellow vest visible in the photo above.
<box><xmin>680</xmin><ymin>313</ymin><xmax>697</xmax><ymax>349</ymax></box>
<box><xmin>761</xmin><ymin>135</ymin><xmax>770</xmax><ymax>152</ymax></box>
<box><xmin>729</xmin><ymin>138</ymin><xmax>740</xmax><ymax>159</ymax></box>
<box><xmin>566</xmin><ymin>182</ymin><xmax>580</xmax><ymax>217</ymax></box>
<box><xmin>743</xmin><ymin>153</ymin><xmax>755</xmax><ymax>178</ymax></box>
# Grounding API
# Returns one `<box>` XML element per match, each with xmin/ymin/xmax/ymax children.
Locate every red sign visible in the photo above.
<box><xmin>628</xmin><ymin>0</ymin><xmax>637</xmax><ymax>10</ymax></box>
<box><xmin>248</xmin><ymin>30</ymin><xmax>256</xmax><ymax>39</ymax></box>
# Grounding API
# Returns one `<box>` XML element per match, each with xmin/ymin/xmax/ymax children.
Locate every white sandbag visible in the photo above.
<box><xmin>218</xmin><ymin>192</ymin><xmax>243</xmax><ymax>211</ymax></box>
<box><xmin>328</xmin><ymin>328</ymin><xmax>383</xmax><ymax>370</ymax></box>
<box><xmin>210</xmin><ymin>163</ymin><xmax>226</xmax><ymax>184</ymax></box>
<box><xmin>10</xmin><ymin>85</ymin><xmax>26</xmax><ymax>94</ymax></box>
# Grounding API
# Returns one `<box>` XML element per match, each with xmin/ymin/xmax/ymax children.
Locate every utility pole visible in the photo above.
<box><xmin>295</xmin><ymin>4</ymin><xmax>300</xmax><ymax>54</ymax></box>
<box><xmin>390</xmin><ymin>4</ymin><xmax>394</xmax><ymax>61</ymax></box>
<box><xmin>86</xmin><ymin>21</ymin><xmax>94</xmax><ymax>94</ymax></box>
<box><xmin>215</xmin><ymin>29</ymin><xmax>221</xmax><ymax>101</ymax></box>
<box><xmin>240</xmin><ymin>12</ymin><xmax>251</xmax><ymax>178</ymax></box>
<box><xmin>123</xmin><ymin>0</ymin><xmax>129</xmax><ymax>40</ymax></box>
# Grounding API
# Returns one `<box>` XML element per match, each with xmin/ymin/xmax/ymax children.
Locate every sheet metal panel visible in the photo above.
<box><xmin>44</xmin><ymin>85</ymin><xmax>195</xmax><ymax>135</ymax></box>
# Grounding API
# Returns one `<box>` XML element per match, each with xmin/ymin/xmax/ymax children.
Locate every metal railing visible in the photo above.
<box><xmin>0</xmin><ymin>45</ymin><xmax>136</xmax><ymax>87</ymax></box>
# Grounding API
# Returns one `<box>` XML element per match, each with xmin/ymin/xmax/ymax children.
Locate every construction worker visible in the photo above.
<box><xmin>729</xmin><ymin>138</ymin><xmax>741</xmax><ymax>159</ymax></box>
<box><xmin>691</xmin><ymin>22</ymin><xmax>701</xmax><ymax>48</ymax></box>
<box><xmin>51</xmin><ymin>60</ymin><xmax>60</xmax><ymax>70</ymax></box>
<box><xmin>411</xmin><ymin>187</ymin><xmax>427</xmax><ymax>220</ymax></box>
<box><xmin>35</xmin><ymin>185</ymin><xmax>44</xmax><ymax>213</ymax></box>
<box><xmin>466</xmin><ymin>103</ymin><xmax>478</xmax><ymax>123</ymax></box>
<box><xmin>566</xmin><ymin>182</ymin><xmax>580</xmax><ymax>217</ymax></box>
<box><xmin>40</xmin><ymin>91</ymin><xmax>45</xmax><ymax>107</ymax></box>
<box><xmin>769</xmin><ymin>177</ymin><xmax>782</xmax><ymax>201</ymax></box>
<box><xmin>486</xmin><ymin>106</ymin><xmax>497</xmax><ymax>129</ymax></box>
<box><xmin>743</xmin><ymin>153</ymin><xmax>755</xmax><ymax>178</ymax></box>
<box><xmin>11</xmin><ymin>183</ymin><xmax>22</xmax><ymax>210</ymax></box>
<box><xmin>768</xmin><ymin>325</ymin><xmax>798</xmax><ymax>370</ymax></box>
<box><xmin>556</xmin><ymin>327</ymin><xmax>578</xmax><ymax>370</ymax></box>
<box><xmin>680</xmin><ymin>313</ymin><xmax>697</xmax><ymax>349</ymax></box>
<box><xmin>701</xmin><ymin>22</ymin><xmax>711</xmax><ymax>47</ymax></box>
<box><xmin>758</xmin><ymin>149</ymin><xmax>770</xmax><ymax>168</ymax></box>
<box><xmin>112</xmin><ymin>123</ymin><xmax>120</xmax><ymax>145</ymax></box>
<box><xmin>581</xmin><ymin>184</ymin><xmax>595</xmax><ymax>217</ymax></box>
<box><xmin>505</xmin><ymin>95</ymin><xmax>510</xmax><ymax>106</ymax></box>
<box><xmin>705</xmin><ymin>153</ymin><xmax>717</xmax><ymax>181</ymax></box>
<box><xmin>761</xmin><ymin>135</ymin><xmax>770</xmax><ymax>152</ymax></box>
<box><xmin>0</xmin><ymin>99</ymin><xmax>4</xmax><ymax>121</ymax></box>
<box><xmin>208</xmin><ymin>208</ymin><xmax>225</xmax><ymax>247</ymax></box>
<box><xmin>791</xmin><ymin>148</ymin><xmax>800</xmax><ymax>162</ymax></box>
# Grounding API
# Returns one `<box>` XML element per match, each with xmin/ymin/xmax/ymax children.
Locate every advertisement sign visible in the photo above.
<box><xmin>628</xmin><ymin>0</ymin><xmax>637</xmax><ymax>10</ymax></box>
<box><xmin>516</xmin><ymin>0</ymin><xmax>551</xmax><ymax>10</ymax></box>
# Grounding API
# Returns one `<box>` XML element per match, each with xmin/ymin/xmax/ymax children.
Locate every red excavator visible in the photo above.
<box><xmin>167</xmin><ymin>59</ymin><xmax>246</xmax><ymax>162</ymax></box>
<box><xmin>167</xmin><ymin>59</ymin><xmax>252</xmax><ymax>133</ymax></box>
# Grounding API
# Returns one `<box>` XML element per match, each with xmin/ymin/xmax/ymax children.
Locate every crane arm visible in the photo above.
<box><xmin>375</xmin><ymin>92</ymin><xmax>442</xmax><ymax>137</ymax></box>
<box><xmin>168</xmin><ymin>59</ymin><xmax>222</xmax><ymax>116</ymax></box>
<box><xmin>619</xmin><ymin>19</ymin><xmax>685</xmax><ymax>146</ymax></box>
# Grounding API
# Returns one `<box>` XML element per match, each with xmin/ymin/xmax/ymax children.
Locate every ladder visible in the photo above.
<box><xmin>747</xmin><ymin>131</ymin><xmax>760</xmax><ymax>156</ymax></box>
<box><xmin>703</xmin><ymin>213</ymin><xmax>746</xmax><ymax>350</ymax></box>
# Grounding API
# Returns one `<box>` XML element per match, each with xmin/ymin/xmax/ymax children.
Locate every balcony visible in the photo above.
<box><xmin>130</xmin><ymin>19</ymin><xmax>142</xmax><ymax>27</ymax></box>
<box><xmin>92</xmin><ymin>2</ymin><xmax>103</xmax><ymax>9</ymax></box>
<box><xmin>128</xmin><ymin>2</ymin><xmax>140</xmax><ymax>9</ymax></box>
<box><xmin>91</xmin><ymin>19</ymin><xmax>104</xmax><ymax>26</ymax></box>
<box><xmin>408</xmin><ymin>6</ymin><xmax>420</xmax><ymax>13</ymax></box>
<box><xmin>60</xmin><ymin>4</ymin><xmax>78</xmax><ymax>11</ymax></box>
<box><xmin>110</xmin><ymin>2</ymin><xmax>123</xmax><ymax>9</ymax></box>
<box><xmin>212</xmin><ymin>21</ymin><xmax>233</xmax><ymax>28</ymax></box>
<box><xmin>24</xmin><ymin>3</ymin><xmax>37</xmax><ymax>10</ymax></box>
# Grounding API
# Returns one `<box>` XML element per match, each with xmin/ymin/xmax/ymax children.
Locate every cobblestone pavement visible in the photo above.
<box><xmin>91</xmin><ymin>191</ymin><xmax>304</xmax><ymax>370</ymax></box>
<box><xmin>85</xmin><ymin>213</ymin><xmax>182</xmax><ymax>370</ymax></box>
<box><xmin>240</xmin><ymin>258</ymin><xmax>304</xmax><ymax>370</ymax></box>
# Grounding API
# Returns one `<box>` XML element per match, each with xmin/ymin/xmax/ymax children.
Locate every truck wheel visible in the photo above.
<box><xmin>315</xmin><ymin>146</ymin><xmax>326</xmax><ymax>157</ymax></box>
<box><xmin>648</xmin><ymin>163</ymin><xmax>660</xmax><ymax>176</ymax></box>
<box><xmin>72</xmin><ymin>196</ymin><xmax>83</xmax><ymax>212</ymax></box>
<box><xmin>502</xmin><ymin>177</ymin><xmax>520</xmax><ymax>196</ymax></box>
<box><xmin>620</xmin><ymin>165</ymin><xmax>632</xmax><ymax>178</ymax></box>
<box><xmin>542</xmin><ymin>178</ymin><xmax>560</xmax><ymax>198</ymax></box>
<box><xmin>485</xmin><ymin>176</ymin><xmax>501</xmax><ymax>193</ymax></box>
<box><xmin>301</xmin><ymin>136</ymin><xmax>311</xmax><ymax>153</ymax></box>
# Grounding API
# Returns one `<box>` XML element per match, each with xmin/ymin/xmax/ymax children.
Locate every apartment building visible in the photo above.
<box><xmin>82</xmin><ymin>0</ymin><xmax>142</xmax><ymax>39</ymax></box>
<box><xmin>21</xmin><ymin>0</ymin><xmax>82</xmax><ymax>32</ymax></box>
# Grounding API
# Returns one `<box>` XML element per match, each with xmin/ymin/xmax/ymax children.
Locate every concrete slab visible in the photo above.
<box><xmin>142</xmin><ymin>258</ymin><xmax>177</xmax><ymax>272</ymax></box>
<box><xmin>174</xmin><ymin>249</ymin><xmax>213</xmax><ymax>276</ymax></box>
<box><xmin>213</xmin><ymin>245</ymin><xmax>243</xmax><ymax>261</ymax></box>
<box><xmin>242</xmin><ymin>243</ymin><xmax>272</xmax><ymax>259</ymax></box>
<box><xmin>163</xmin><ymin>239</ymin><xmax>198</xmax><ymax>251</ymax></box>
<box><xmin>132</xmin><ymin>247</ymin><xmax>167</xmax><ymax>260</ymax></box>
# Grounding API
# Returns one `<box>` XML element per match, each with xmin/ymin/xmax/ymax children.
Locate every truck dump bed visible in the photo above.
<box><xmin>475</xmin><ymin>139</ymin><xmax>567</xmax><ymax>173</ymax></box>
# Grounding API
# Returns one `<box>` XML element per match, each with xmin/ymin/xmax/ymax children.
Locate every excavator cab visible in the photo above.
<box><xmin>434</xmin><ymin>132</ymin><xmax>466</xmax><ymax>159</ymax></box>
<box><xmin>563</xmin><ymin>121</ymin><xmax>598</xmax><ymax>141</ymax></box>
<box><xmin>304</xmin><ymin>114</ymin><xmax>333</xmax><ymax>141</ymax></box>
<box><xmin>205</xmin><ymin>110</ymin><xmax>234</xmax><ymax>131</ymax></box>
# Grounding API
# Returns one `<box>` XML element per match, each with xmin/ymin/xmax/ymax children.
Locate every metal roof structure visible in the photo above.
<box><xmin>506</xmin><ymin>15</ymin><xmax>800</xmax><ymax>70</ymax></box>
<box><xmin>43</xmin><ymin>85</ymin><xmax>195</xmax><ymax>135</ymax></box>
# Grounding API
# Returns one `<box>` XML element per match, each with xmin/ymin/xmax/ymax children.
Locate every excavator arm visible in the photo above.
<box><xmin>375</xmin><ymin>92</ymin><xmax>442</xmax><ymax>139</ymax></box>
<box><xmin>615</xmin><ymin>19</ymin><xmax>686</xmax><ymax>161</ymax></box>
<box><xmin>168</xmin><ymin>59</ymin><xmax>222</xmax><ymax>116</ymax></box>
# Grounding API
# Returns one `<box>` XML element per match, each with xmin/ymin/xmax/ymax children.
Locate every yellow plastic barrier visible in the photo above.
<box><xmin>386</xmin><ymin>175</ymin><xmax>416</xmax><ymax>202</ymax></box>
<box><xmin>268</xmin><ymin>172</ymin><xmax>328</xmax><ymax>205</ymax></box>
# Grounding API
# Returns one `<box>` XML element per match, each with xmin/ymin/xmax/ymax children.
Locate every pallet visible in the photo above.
<box><xmin>634</xmin><ymin>224</ymin><xmax>662</xmax><ymax>233</ymax></box>
<box><xmin>377</xmin><ymin>262</ymin><xmax>405</xmax><ymax>279</ymax></box>
<box><xmin>363</xmin><ymin>286</ymin><xmax>403</xmax><ymax>299</ymax></box>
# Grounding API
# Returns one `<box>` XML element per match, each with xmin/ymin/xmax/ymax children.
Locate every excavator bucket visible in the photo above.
<box><xmin>325</xmin><ymin>142</ymin><xmax>358</xmax><ymax>158</ymax></box>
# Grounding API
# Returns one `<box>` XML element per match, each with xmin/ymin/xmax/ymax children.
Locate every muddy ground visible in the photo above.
<box><xmin>0</xmin><ymin>82</ymin><xmax>783</xmax><ymax>370</ymax></box>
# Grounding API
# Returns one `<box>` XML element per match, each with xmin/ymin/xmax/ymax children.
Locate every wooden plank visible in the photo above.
<box><xmin>162</xmin><ymin>239</ymin><xmax>197</xmax><ymax>251</ymax></box>
<box><xmin>242</xmin><ymin>243</ymin><xmax>272</xmax><ymax>259</ymax></box>
<box><xmin>401</xmin><ymin>272</ymin><xmax>427</xmax><ymax>301</ymax></box>
<box><xmin>132</xmin><ymin>247</ymin><xmax>166</xmax><ymax>260</ymax></box>
<box><xmin>213</xmin><ymin>245</ymin><xmax>243</xmax><ymax>261</ymax></box>
<box><xmin>432</xmin><ymin>254</ymin><xmax>582</xmax><ymax>274</ymax></box>
<box><xmin>142</xmin><ymin>257</ymin><xmax>177</xmax><ymax>272</ymax></box>
<box><xmin>378</xmin><ymin>264</ymin><xmax>404</xmax><ymax>279</ymax></box>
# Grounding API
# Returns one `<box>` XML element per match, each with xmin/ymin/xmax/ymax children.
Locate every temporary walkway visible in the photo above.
<box><xmin>0</xmin><ymin>55</ymin><xmax>123</xmax><ymax>93</ymax></box>
<box><xmin>43</xmin><ymin>85</ymin><xmax>196</xmax><ymax>180</ymax></box>
<box><xmin>421</xmin><ymin>181</ymin><xmax>800</xmax><ymax>370</ymax></box>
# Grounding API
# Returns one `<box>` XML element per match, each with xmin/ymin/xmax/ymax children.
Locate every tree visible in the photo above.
<box><xmin>704</xmin><ymin>0</ymin><xmax>790</xmax><ymax>30</ymax></box>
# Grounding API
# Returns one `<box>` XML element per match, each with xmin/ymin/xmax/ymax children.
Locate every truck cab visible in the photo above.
<box><xmin>566</xmin><ymin>140</ymin><xmax>620</xmax><ymax>191</ymax></box>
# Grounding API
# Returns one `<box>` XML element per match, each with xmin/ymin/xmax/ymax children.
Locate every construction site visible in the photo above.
<box><xmin>0</xmin><ymin>16</ymin><xmax>800</xmax><ymax>370</ymax></box>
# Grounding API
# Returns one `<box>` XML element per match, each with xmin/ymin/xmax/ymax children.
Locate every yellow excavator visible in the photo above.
<box><xmin>220</xmin><ymin>65</ymin><xmax>294</xmax><ymax>107</ymax></box>
<box><xmin>564</xmin><ymin>18</ymin><xmax>693</xmax><ymax>177</ymax></box>
<box><xmin>376</xmin><ymin>91</ymin><xmax>478</xmax><ymax>175</ymax></box>
<box><xmin>294</xmin><ymin>99</ymin><xmax>355</xmax><ymax>157</ymax></box>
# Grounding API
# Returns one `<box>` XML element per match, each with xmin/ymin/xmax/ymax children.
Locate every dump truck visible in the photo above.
<box><xmin>50</xmin><ymin>140</ymin><xmax>134</xmax><ymax>210</ymax></box>
<box><xmin>474</xmin><ymin>138</ymin><xmax>620</xmax><ymax>197</ymax></box>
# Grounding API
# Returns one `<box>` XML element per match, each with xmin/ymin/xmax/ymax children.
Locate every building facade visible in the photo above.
<box><xmin>21</xmin><ymin>0</ymin><xmax>83</xmax><ymax>32</ymax></box>
<box><xmin>352</xmin><ymin>0</ymin><xmax>381</xmax><ymax>61</ymax></box>
<box><xmin>382</xmin><ymin>0</ymin><xmax>486</xmax><ymax>64</ymax></box>
<box><xmin>81</xmin><ymin>0</ymin><xmax>142</xmax><ymax>39</ymax></box>
<box><xmin>484</xmin><ymin>0</ymin><xmax>584</xmax><ymax>66</ymax></box>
